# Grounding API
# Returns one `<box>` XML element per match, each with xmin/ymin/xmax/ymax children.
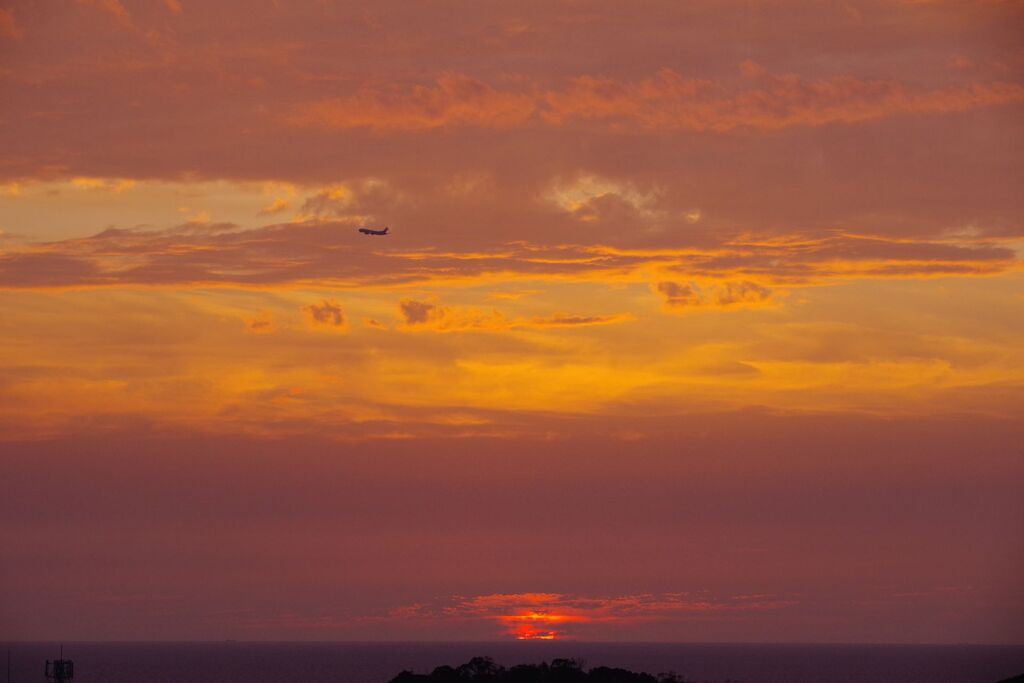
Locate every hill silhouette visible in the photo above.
<box><xmin>391</xmin><ymin>656</ymin><xmax>1024</xmax><ymax>683</ymax></box>
<box><xmin>389</xmin><ymin>656</ymin><xmax>729</xmax><ymax>683</ymax></box>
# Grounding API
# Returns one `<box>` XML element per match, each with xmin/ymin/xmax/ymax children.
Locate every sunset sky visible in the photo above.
<box><xmin>1</xmin><ymin>0</ymin><xmax>1022</xmax><ymax>643</ymax></box>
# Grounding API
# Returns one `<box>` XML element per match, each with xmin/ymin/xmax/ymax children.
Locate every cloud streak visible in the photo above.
<box><xmin>387</xmin><ymin>591</ymin><xmax>798</xmax><ymax>640</ymax></box>
<box><xmin>292</xmin><ymin>66</ymin><xmax>1024</xmax><ymax>133</ymax></box>
<box><xmin>0</xmin><ymin>223</ymin><xmax>1014</xmax><ymax>291</ymax></box>
<box><xmin>291</xmin><ymin>74</ymin><xmax>537</xmax><ymax>131</ymax></box>
<box><xmin>397</xmin><ymin>299</ymin><xmax>630</xmax><ymax>332</ymax></box>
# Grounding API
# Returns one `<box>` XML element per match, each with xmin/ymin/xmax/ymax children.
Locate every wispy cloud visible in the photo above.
<box><xmin>0</xmin><ymin>223</ymin><xmax>1014</xmax><ymax>291</ymax></box>
<box><xmin>397</xmin><ymin>299</ymin><xmax>630</xmax><ymax>332</ymax></box>
<box><xmin>386</xmin><ymin>591</ymin><xmax>798</xmax><ymax>640</ymax></box>
<box><xmin>291</xmin><ymin>74</ymin><xmax>537</xmax><ymax>131</ymax></box>
<box><xmin>292</xmin><ymin>66</ymin><xmax>1024</xmax><ymax>133</ymax></box>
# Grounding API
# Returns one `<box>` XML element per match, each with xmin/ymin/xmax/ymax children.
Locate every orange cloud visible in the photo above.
<box><xmin>298</xmin><ymin>185</ymin><xmax>354</xmax><ymax>217</ymax></box>
<box><xmin>303</xmin><ymin>299</ymin><xmax>347</xmax><ymax>330</ymax></box>
<box><xmin>292</xmin><ymin>67</ymin><xmax>1024</xmax><ymax>133</ymax></box>
<box><xmin>70</xmin><ymin>177</ymin><xmax>136</xmax><ymax>192</ymax></box>
<box><xmin>542</xmin><ymin>64</ymin><xmax>1024</xmax><ymax>131</ymax></box>
<box><xmin>397</xmin><ymin>299</ymin><xmax>630</xmax><ymax>333</ymax></box>
<box><xmin>657</xmin><ymin>280</ymin><xmax>774</xmax><ymax>310</ymax></box>
<box><xmin>388</xmin><ymin>591</ymin><xmax>798</xmax><ymax>640</ymax></box>
<box><xmin>258</xmin><ymin>198</ymin><xmax>291</xmax><ymax>216</ymax></box>
<box><xmin>291</xmin><ymin>74</ymin><xmax>537</xmax><ymax>131</ymax></box>
<box><xmin>497</xmin><ymin>613</ymin><xmax>584</xmax><ymax>641</ymax></box>
<box><xmin>244</xmin><ymin>311</ymin><xmax>274</xmax><ymax>334</ymax></box>
<box><xmin>528</xmin><ymin>313</ymin><xmax>632</xmax><ymax>328</ymax></box>
<box><xmin>0</xmin><ymin>224</ymin><xmax>1014</xmax><ymax>292</ymax></box>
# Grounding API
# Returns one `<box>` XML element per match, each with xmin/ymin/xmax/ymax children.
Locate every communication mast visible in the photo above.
<box><xmin>45</xmin><ymin>646</ymin><xmax>73</xmax><ymax>683</ymax></box>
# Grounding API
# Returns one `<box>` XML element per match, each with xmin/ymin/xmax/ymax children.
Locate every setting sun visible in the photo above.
<box><xmin>1</xmin><ymin>2</ymin><xmax>1021</xmax><ymax>675</ymax></box>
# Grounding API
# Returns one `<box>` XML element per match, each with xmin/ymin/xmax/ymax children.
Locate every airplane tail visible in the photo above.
<box><xmin>383</xmin><ymin>226</ymin><xmax>389</xmax><ymax>234</ymax></box>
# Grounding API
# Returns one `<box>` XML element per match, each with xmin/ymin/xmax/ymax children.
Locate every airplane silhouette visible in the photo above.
<box><xmin>358</xmin><ymin>226</ymin><xmax>389</xmax><ymax>236</ymax></box>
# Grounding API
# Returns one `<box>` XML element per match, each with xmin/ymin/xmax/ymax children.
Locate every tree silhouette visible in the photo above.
<box><xmin>389</xmin><ymin>658</ymin><xmax>700</xmax><ymax>683</ymax></box>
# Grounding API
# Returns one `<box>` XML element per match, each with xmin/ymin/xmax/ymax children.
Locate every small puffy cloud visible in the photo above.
<box><xmin>399</xmin><ymin>299</ymin><xmax>440</xmax><ymax>325</ymax></box>
<box><xmin>398</xmin><ymin>300</ymin><xmax>509</xmax><ymax>332</ymax></box>
<box><xmin>244</xmin><ymin>312</ymin><xmax>274</xmax><ymax>334</ymax></box>
<box><xmin>715</xmin><ymin>280</ymin><xmax>774</xmax><ymax>306</ymax></box>
<box><xmin>546</xmin><ymin>174</ymin><xmax>661</xmax><ymax>222</ymax></box>
<box><xmin>295</xmin><ymin>179</ymin><xmax>395</xmax><ymax>223</ymax></box>
<box><xmin>657</xmin><ymin>280</ymin><xmax>774</xmax><ymax>310</ymax></box>
<box><xmin>258</xmin><ymin>198</ymin><xmax>291</xmax><ymax>216</ymax></box>
<box><xmin>303</xmin><ymin>299</ymin><xmax>347</xmax><ymax>330</ymax></box>
<box><xmin>298</xmin><ymin>185</ymin><xmax>353</xmax><ymax>218</ymax></box>
<box><xmin>657</xmin><ymin>281</ymin><xmax>702</xmax><ymax>308</ymax></box>
<box><xmin>258</xmin><ymin>182</ymin><xmax>297</xmax><ymax>216</ymax></box>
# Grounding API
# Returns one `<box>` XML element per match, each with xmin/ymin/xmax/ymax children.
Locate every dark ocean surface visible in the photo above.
<box><xmin>3</xmin><ymin>642</ymin><xmax>1024</xmax><ymax>683</ymax></box>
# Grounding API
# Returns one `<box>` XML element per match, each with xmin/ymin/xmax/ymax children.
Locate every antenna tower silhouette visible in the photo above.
<box><xmin>45</xmin><ymin>645</ymin><xmax>73</xmax><ymax>683</ymax></box>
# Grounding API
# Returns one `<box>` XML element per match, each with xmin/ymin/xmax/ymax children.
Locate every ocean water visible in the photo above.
<box><xmin>3</xmin><ymin>642</ymin><xmax>1023</xmax><ymax>683</ymax></box>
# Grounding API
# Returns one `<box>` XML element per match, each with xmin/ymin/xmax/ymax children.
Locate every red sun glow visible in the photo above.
<box><xmin>513</xmin><ymin>627</ymin><xmax>559</xmax><ymax>640</ymax></box>
<box><xmin>499</xmin><ymin>610</ymin><xmax>584</xmax><ymax>640</ymax></box>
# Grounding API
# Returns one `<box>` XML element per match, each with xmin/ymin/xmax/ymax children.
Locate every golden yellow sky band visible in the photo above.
<box><xmin>1</xmin><ymin>0</ymin><xmax>1022</xmax><ymax>644</ymax></box>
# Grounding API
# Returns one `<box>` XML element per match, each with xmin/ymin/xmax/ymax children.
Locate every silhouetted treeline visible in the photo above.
<box><xmin>389</xmin><ymin>656</ymin><xmax>728</xmax><ymax>683</ymax></box>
